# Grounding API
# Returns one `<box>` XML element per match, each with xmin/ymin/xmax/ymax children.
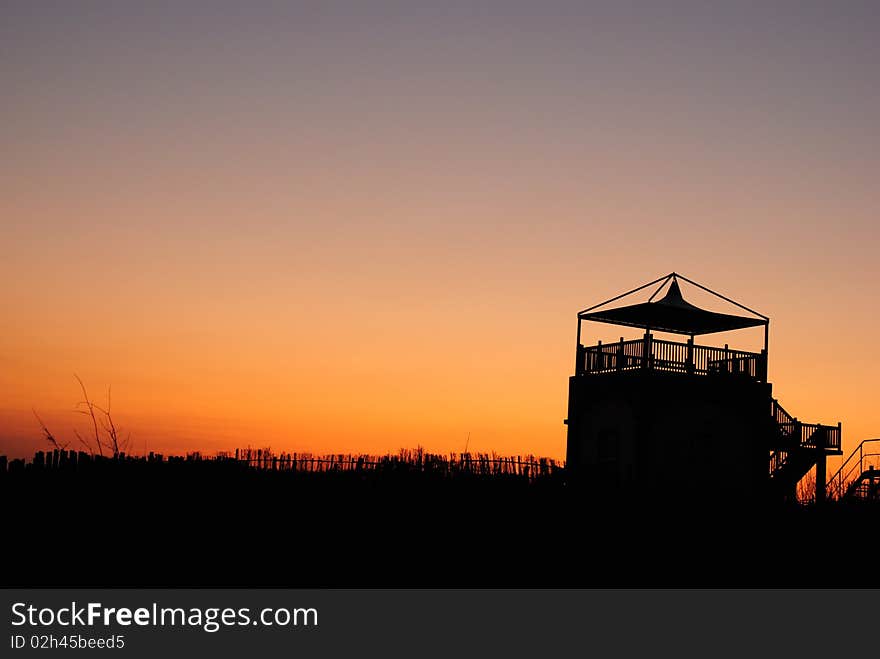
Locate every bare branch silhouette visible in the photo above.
<box><xmin>73</xmin><ymin>428</ymin><xmax>95</xmax><ymax>453</ymax></box>
<box><xmin>33</xmin><ymin>409</ymin><xmax>69</xmax><ymax>452</ymax></box>
<box><xmin>75</xmin><ymin>374</ymin><xmax>104</xmax><ymax>457</ymax></box>
<box><xmin>83</xmin><ymin>384</ymin><xmax>130</xmax><ymax>457</ymax></box>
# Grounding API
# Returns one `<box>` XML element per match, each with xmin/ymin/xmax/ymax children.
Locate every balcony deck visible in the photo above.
<box><xmin>577</xmin><ymin>336</ymin><xmax>767</xmax><ymax>382</ymax></box>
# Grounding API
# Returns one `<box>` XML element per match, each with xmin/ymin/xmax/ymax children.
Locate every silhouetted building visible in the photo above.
<box><xmin>565</xmin><ymin>273</ymin><xmax>841</xmax><ymax>503</ymax></box>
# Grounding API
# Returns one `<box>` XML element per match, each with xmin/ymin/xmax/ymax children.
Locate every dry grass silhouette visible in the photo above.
<box><xmin>33</xmin><ymin>375</ymin><xmax>132</xmax><ymax>458</ymax></box>
<box><xmin>797</xmin><ymin>469</ymin><xmax>817</xmax><ymax>504</ymax></box>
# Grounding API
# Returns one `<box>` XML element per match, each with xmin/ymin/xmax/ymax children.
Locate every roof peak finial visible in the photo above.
<box><xmin>661</xmin><ymin>278</ymin><xmax>686</xmax><ymax>304</ymax></box>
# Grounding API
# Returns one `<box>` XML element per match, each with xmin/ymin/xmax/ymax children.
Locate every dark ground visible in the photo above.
<box><xmin>4</xmin><ymin>459</ymin><xmax>878</xmax><ymax>587</ymax></box>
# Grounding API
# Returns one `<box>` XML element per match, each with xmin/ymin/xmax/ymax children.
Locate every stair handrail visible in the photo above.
<box><xmin>826</xmin><ymin>438</ymin><xmax>880</xmax><ymax>500</ymax></box>
<box><xmin>771</xmin><ymin>398</ymin><xmax>796</xmax><ymax>438</ymax></box>
<box><xmin>768</xmin><ymin>399</ymin><xmax>798</xmax><ymax>480</ymax></box>
<box><xmin>771</xmin><ymin>398</ymin><xmax>794</xmax><ymax>424</ymax></box>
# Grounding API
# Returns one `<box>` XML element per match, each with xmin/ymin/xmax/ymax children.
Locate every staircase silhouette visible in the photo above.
<box><xmin>826</xmin><ymin>438</ymin><xmax>880</xmax><ymax>502</ymax></box>
<box><xmin>767</xmin><ymin>398</ymin><xmax>841</xmax><ymax>500</ymax></box>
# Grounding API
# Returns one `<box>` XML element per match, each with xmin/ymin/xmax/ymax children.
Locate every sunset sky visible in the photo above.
<box><xmin>2</xmin><ymin>2</ymin><xmax>879</xmax><ymax>466</ymax></box>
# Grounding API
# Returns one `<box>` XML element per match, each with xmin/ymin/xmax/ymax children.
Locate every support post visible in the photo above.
<box><xmin>815</xmin><ymin>430</ymin><xmax>827</xmax><ymax>505</ymax></box>
<box><xmin>758</xmin><ymin>350</ymin><xmax>768</xmax><ymax>382</ymax></box>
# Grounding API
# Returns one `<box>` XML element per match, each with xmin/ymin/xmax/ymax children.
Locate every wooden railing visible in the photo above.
<box><xmin>579</xmin><ymin>336</ymin><xmax>766</xmax><ymax>381</ymax></box>
<box><xmin>769</xmin><ymin>398</ymin><xmax>841</xmax><ymax>452</ymax></box>
<box><xmin>771</xmin><ymin>398</ymin><xmax>798</xmax><ymax>441</ymax></box>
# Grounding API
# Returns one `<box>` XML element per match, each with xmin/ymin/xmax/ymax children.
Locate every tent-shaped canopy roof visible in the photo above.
<box><xmin>579</xmin><ymin>274</ymin><xmax>767</xmax><ymax>336</ymax></box>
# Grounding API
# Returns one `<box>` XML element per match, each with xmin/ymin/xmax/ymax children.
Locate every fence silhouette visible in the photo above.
<box><xmin>0</xmin><ymin>447</ymin><xmax>563</xmax><ymax>483</ymax></box>
<box><xmin>235</xmin><ymin>447</ymin><xmax>561</xmax><ymax>480</ymax></box>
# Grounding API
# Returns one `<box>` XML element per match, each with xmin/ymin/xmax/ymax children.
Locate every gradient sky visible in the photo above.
<box><xmin>2</xmin><ymin>2</ymin><xmax>879</xmax><ymax>467</ymax></box>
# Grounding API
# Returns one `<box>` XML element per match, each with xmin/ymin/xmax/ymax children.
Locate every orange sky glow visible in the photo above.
<box><xmin>2</xmin><ymin>3</ymin><xmax>879</xmax><ymax>474</ymax></box>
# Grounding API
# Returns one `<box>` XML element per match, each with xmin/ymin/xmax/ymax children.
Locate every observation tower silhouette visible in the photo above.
<box><xmin>565</xmin><ymin>273</ymin><xmax>841</xmax><ymax>503</ymax></box>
